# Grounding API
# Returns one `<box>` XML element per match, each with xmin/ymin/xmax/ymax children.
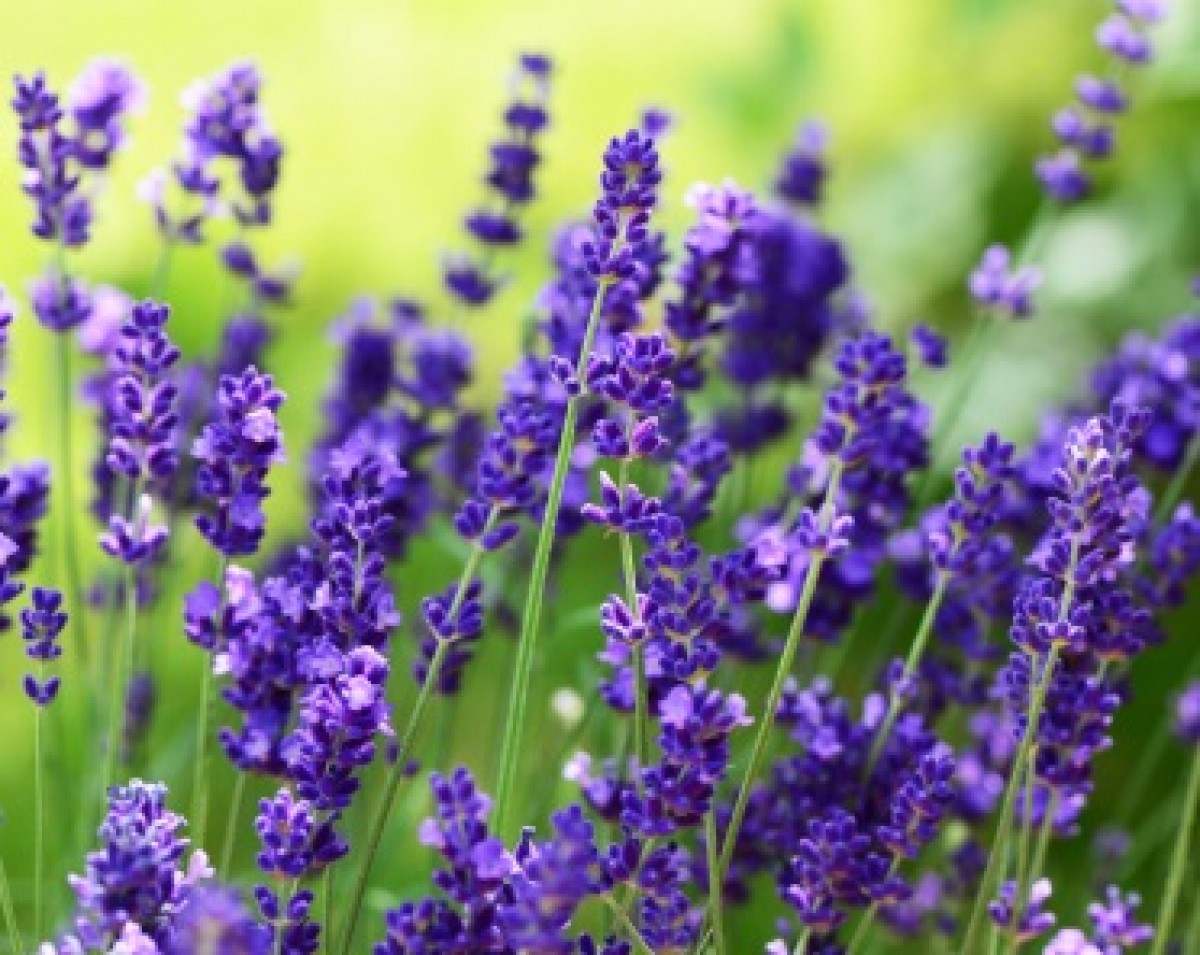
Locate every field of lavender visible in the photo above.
<box><xmin>1</xmin><ymin>0</ymin><xmax>1200</xmax><ymax>952</ymax></box>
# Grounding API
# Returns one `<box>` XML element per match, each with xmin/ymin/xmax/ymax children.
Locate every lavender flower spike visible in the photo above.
<box><xmin>99</xmin><ymin>299</ymin><xmax>180</xmax><ymax>565</ymax></box>
<box><xmin>193</xmin><ymin>365</ymin><xmax>286</xmax><ymax>557</ymax></box>
<box><xmin>21</xmin><ymin>586</ymin><xmax>66</xmax><ymax>706</ymax></box>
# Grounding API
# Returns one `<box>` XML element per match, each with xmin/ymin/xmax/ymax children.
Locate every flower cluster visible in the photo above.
<box><xmin>445</xmin><ymin>53</ymin><xmax>553</xmax><ymax>308</ymax></box>
<box><xmin>21</xmin><ymin>586</ymin><xmax>66</xmax><ymax>706</ymax></box>
<box><xmin>58</xmin><ymin>781</ymin><xmax>211</xmax><ymax>951</ymax></box>
<box><xmin>192</xmin><ymin>365</ymin><xmax>286</xmax><ymax>557</ymax></box>
<box><xmin>98</xmin><ymin>299</ymin><xmax>180</xmax><ymax>565</ymax></box>
<box><xmin>1036</xmin><ymin>0</ymin><xmax>1166</xmax><ymax>202</ymax></box>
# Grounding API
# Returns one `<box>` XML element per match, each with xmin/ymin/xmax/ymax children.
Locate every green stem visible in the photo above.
<box><xmin>915</xmin><ymin>316</ymin><xmax>992</xmax><ymax>510</ymax></box>
<box><xmin>705</xmin><ymin>809</ymin><xmax>726</xmax><ymax>955</ymax></box>
<box><xmin>323</xmin><ymin>867</ymin><xmax>334</xmax><ymax>952</ymax></box>
<box><xmin>865</xmin><ymin>574</ymin><xmax>949</xmax><ymax>775</ymax></box>
<box><xmin>493</xmin><ymin>276</ymin><xmax>614</xmax><ymax>836</ymax></box>
<box><xmin>716</xmin><ymin>464</ymin><xmax>844</xmax><ymax>880</ymax></box>
<box><xmin>340</xmin><ymin>637</ymin><xmax>453</xmax><ymax>954</ymax></box>
<box><xmin>55</xmin><ymin>334</ymin><xmax>91</xmax><ymax>668</ymax></box>
<box><xmin>150</xmin><ymin>240</ymin><xmax>175</xmax><ymax>299</ymax></box>
<box><xmin>847</xmin><ymin>859</ymin><xmax>900</xmax><ymax>955</ymax></box>
<box><xmin>34</xmin><ymin>685</ymin><xmax>45</xmax><ymax>941</ymax></box>
<box><xmin>1183</xmin><ymin>879</ymin><xmax>1200</xmax><ymax>955</ymax></box>
<box><xmin>602</xmin><ymin>893</ymin><xmax>655</xmax><ymax>955</ymax></box>
<box><xmin>106</xmin><ymin>563</ymin><xmax>139</xmax><ymax>789</ymax></box>
<box><xmin>0</xmin><ymin>852</ymin><xmax>22</xmax><ymax>955</ymax></box>
<box><xmin>221</xmin><ymin>770</ymin><xmax>247</xmax><ymax>876</ymax></box>
<box><xmin>618</xmin><ymin>457</ymin><xmax>649</xmax><ymax>774</ymax></box>
<box><xmin>192</xmin><ymin>554</ymin><xmax>230</xmax><ymax>849</ymax></box>
<box><xmin>960</xmin><ymin>643</ymin><xmax>1062</xmax><ymax>953</ymax></box>
<box><xmin>1006</xmin><ymin>790</ymin><xmax>1058</xmax><ymax>955</ymax></box>
<box><xmin>792</xmin><ymin>927</ymin><xmax>811</xmax><ymax>955</ymax></box>
<box><xmin>1156</xmin><ymin>432</ymin><xmax>1200</xmax><ymax>523</ymax></box>
<box><xmin>1149</xmin><ymin>745</ymin><xmax>1200</xmax><ymax>955</ymax></box>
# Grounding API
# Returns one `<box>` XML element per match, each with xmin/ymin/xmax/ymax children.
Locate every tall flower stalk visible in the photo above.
<box><xmin>962</xmin><ymin>404</ymin><xmax>1149</xmax><ymax>951</ymax></box>
<box><xmin>493</xmin><ymin>127</ymin><xmax>663</xmax><ymax>835</ymax></box>
<box><xmin>187</xmin><ymin>365</ymin><xmax>285</xmax><ymax>844</ymax></box>
<box><xmin>716</xmin><ymin>331</ymin><xmax>909</xmax><ymax>881</ymax></box>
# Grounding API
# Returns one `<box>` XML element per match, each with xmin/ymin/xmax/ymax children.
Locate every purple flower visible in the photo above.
<box><xmin>626</xmin><ymin>685</ymin><xmax>751</xmax><ymax>832</ymax></box>
<box><xmin>1036</xmin><ymin>2</ymin><xmax>1162</xmax><ymax>202</ymax></box>
<box><xmin>21</xmin><ymin>586</ymin><xmax>66</xmax><ymax>706</ymax></box>
<box><xmin>501</xmin><ymin>805</ymin><xmax>607</xmax><ymax>952</ymax></box>
<box><xmin>989</xmin><ymin>878</ymin><xmax>1056</xmax><ymax>943</ymax></box>
<box><xmin>145</xmin><ymin>62</ymin><xmax>281</xmax><ymax>243</ymax></box>
<box><xmin>969</xmin><ymin>245</ymin><xmax>1042</xmax><ymax>319</ymax></box>
<box><xmin>445</xmin><ymin>54</ymin><xmax>553</xmax><ymax>308</ymax></box>
<box><xmin>876</xmin><ymin>745</ymin><xmax>955</xmax><ymax>859</ymax></box>
<box><xmin>98</xmin><ymin>299</ymin><xmax>180</xmax><ymax>563</ymax></box>
<box><xmin>583</xmin><ymin>129</ymin><xmax>662</xmax><ymax>283</ymax></box>
<box><xmin>254</xmin><ymin>886</ymin><xmax>319</xmax><ymax>955</ymax></box>
<box><xmin>774</xmin><ymin>120</ymin><xmax>828</xmax><ymax>206</ymax></box>
<box><xmin>377</xmin><ymin>768</ymin><xmax>510</xmax><ymax>952</ymax></box>
<box><xmin>165</xmin><ymin>885</ymin><xmax>271</xmax><ymax>954</ymax></box>
<box><xmin>1175</xmin><ymin>681</ymin><xmax>1200</xmax><ymax>744</ymax></box>
<box><xmin>66</xmin><ymin>59</ymin><xmax>144</xmax><ymax>170</ymax></box>
<box><xmin>282</xmin><ymin>645</ymin><xmax>393</xmax><ymax>815</ymax></box>
<box><xmin>664</xmin><ymin>181</ymin><xmax>759</xmax><ymax>354</ymax></box>
<box><xmin>0</xmin><ymin>459</ymin><xmax>51</xmax><ymax>632</ymax></box>
<box><xmin>65</xmin><ymin>780</ymin><xmax>211</xmax><ymax>949</ymax></box>
<box><xmin>29</xmin><ymin>268</ymin><xmax>92</xmax><ymax>333</ymax></box>
<box><xmin>193</xmin><ymin>365</ymin><xmax>286</xmax><ymax>557</ymax></box>
<box><xmin>255</xmin><ymin>787</ymin><xmax>344</xmax><ymax>878</ymax></box>
<box><xmin>910</xmin><ymin>323</ymin><xmax>948</xmax><ymax>368</ymax></box>
<box><xmin>780</xmin><ymin>808</ymin><xmax>907</xmax><ymax>933</ymax></box>
<box><xmin>12</xmin><ymin>72</ymin><xmax>91</xmax><ymax>247</ymax></box>
<box><xmin>811</xmin><ymin>331</ymin><xmax>908</xmax><ymax>466</ymax></box>
<box><xmin>1088</xmin><ymin>886</ymin><xmax>1152</xmax><ymax>950</ymax></box>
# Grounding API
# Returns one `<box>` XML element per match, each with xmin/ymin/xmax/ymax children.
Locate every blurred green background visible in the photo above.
<box><xmin>1</xmin><ymin>0</ymin><xmax>1200</xmax><ymax>948</ymax></box>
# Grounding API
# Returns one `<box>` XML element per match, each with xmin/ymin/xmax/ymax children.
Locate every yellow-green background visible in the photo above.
<box><xmin>1</xmin><ymin>0</ymin><xmax>1199</xmax><ymax>948</ymax></box>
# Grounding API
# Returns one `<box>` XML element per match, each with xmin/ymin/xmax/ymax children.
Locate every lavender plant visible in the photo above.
<box><xmin>2</xmin><ymin>4</ymin><xmax>1198</xmax><ymax>953</ymax></box>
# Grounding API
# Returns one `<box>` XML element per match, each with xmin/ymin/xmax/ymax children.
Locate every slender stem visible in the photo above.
<box><xmin>105</xmin><ymin>564</ymin><xmax>139</xmax><ymax>789</ymax></box>
<box><xmin>1006</xmin><ymin>789</ymin><xmax>1058</xmax><ymax>955</ymax></box>
<box><xmin>847</xmin><ymin>902</ymin><xmax>881</xmax><ymax>955</ymax></box>
<box><xmin>55</xmin><ymin>334</ymin><xmax>91</xmax><ymax>668</ymax></box>
<box><xmin>1183</xmin><ymin>877</ymin><xmax>1200</xmax><ymax>955</ymax></box>
<box><xmin>915</xmin><ymin>316</ymin><xmax>992</xmax><ymax>510</ymax></box>
<box><xmin>1113</xmin><ymin>718</ymin><xmax>1171</xmax><ymax>830</ymax></box>
<box><xmin>618</xmin><ymin>456</ymin><xmax>649</xmax><ymax>774</ymax></box>
<box><xmin>865</xmin><ymin>574</ymin><xmax>949</xmax><ymax>776</ymax></box>
<box><xmin>602</xmin><ymin>893</ymin><xmax>655</xmax><ymax>955</ymax></box>
<box><xmin>1149</xmin><ymin>745</ymin><xmax>1200</xmax><ymax>955</ymax></box>
<box><xmin>34</xmin><ymin>688</ymin><xmax>45</xmax><ymax>941</ymax></box>
<box><xmin>705</xmin><ymin>809</ymin><xmax>726</xmax><ymax>955</ymax></box>
<box><xmin>717</xmin><ymin>464</ymin><xmax>844</xmax><ymax>880</ymax></box>
<box><xmin>322</xmin><ymin>867</ymin><xmax>334</xmax><ymax>953</ymax></box>
<box><xmin>222</xmin><ymin>770</ymin><xmax>247</xmax><ymax>875</ymax></box>
<box><xmin>0</xmin><ymin>853</ymin><xmax>22</xmax><ymax>955</ymax></box>
<box><xmin>150</xmin><ymin>240</ymin><xmax>175</xmax><ymax>299</ymax></box>
<box><xmin>192</xmin><ymin>554</ymin><xmax>230</xmax><ymax>849</ymax></box>
<box><xmin>847</xmin><ymin>859</ymin><xmax>900</xmax><ymax>954</ymax></box>
<box><xmin>960</xmin><ymin>643</ymin><xmax>1063</xmax><ymax>953</ymax></box>
<box><xmin>340</xmin><ymin>640</ymin><xmax>451</xmax><ymax>954</ymax></box>
<box><xmin>792</xmin><ymin>927</ymin><xmax>811</xmax><ymax>955</ymax></box>
<box><xmin>1007</xmin><ymin>754</ymin><xmax>1040</xmax><ymax>947</ymax></box>
<box><xmin>1156</xmin><ymin>432</ymin><xmax>1200</xmax><ymax>523</ymax></box>
<box><xmin>493</xmin><ymin>276</ymin><xmax>614</xmax><ymax>836</ymax></box>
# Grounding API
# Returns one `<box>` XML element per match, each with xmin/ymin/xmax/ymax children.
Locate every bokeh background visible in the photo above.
<box><xmin>1</xmin><ymin>0</ymin><xmax>1200</xmax><ymax>948</ymax></box>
